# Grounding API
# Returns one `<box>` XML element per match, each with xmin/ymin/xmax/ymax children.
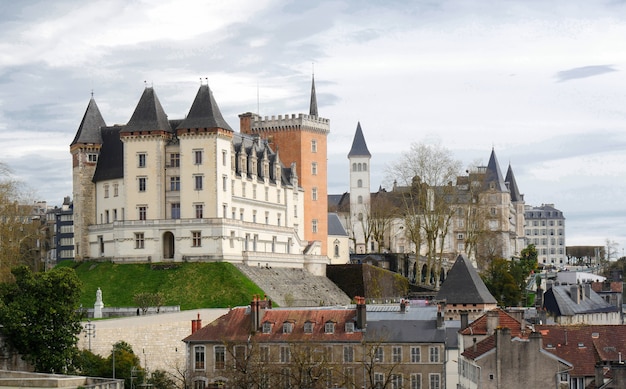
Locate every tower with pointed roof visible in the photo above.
<box><xmin>239</xmin><ymin>75</ymin><xmax>330</xmax><ymax>256</ymax></box>
<box><xmin>505</xmin><ymin>163</ymin><xmax>526</xmax><ymax>255</ymax></box>
<box><xmin>69</xmin><ymin>82</ymin><xmax>326</xmax><ymax>273</ymax></box>
<box><xmin>348</xmin><ymin>122</ymin><xmax>371</xmax><ymax>253</ymax></box>
<box><xmin>70</xmin><ymin>97</ymin><xmax>106</xmax><ymax>260</ymax></box>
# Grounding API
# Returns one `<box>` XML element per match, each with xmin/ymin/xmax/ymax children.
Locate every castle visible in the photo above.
<box><xmin>70</xmin><ymin>79</ymin><xmax>330</xmax><ymax>275</ymax></box>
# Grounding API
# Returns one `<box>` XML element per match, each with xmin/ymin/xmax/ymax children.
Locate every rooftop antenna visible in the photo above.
<box><xmin>199</xmin><ymin>77</ymin><xmax>202</xmax><ymax>85</ymax></box>
<box><xmin>144</xmin><ymin>80</ymin><xmax>147</xmax><ymax>88</ymax></box>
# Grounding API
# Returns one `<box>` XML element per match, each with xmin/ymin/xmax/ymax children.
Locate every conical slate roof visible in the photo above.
<box><xmin>309</xmin><ymin>74</ymin><xmax>318</xmax><ymax>117</ymax></box>
<box><xmin>348</xmin><ymin>122</ymin><xmax>371</xmax><ymax>158</ymax></box>
<box><xmin>177</xmin><ymin>84</ymin><xmax>233</xmax><ymax>131</ymax></box>
<box><xmin>436</xmin><ymin>254</ymin><xmax>497</xmax><ymax>305</ymax></box>
<box><xmin>70</xmin><ymin>98</ymin><xmax>106</xmax><ymax>146</ymax></box>
<box><xmin>505</xmin><ymin>164</ymin><xmax>522</xmax><ymax>202</ymax></box>
<box><xmin>125</xmin><ymin>87</ymin><xmax>172</xmax><ymax>133</ymax></box>
<box><xmin>484</xmin><ymin>148</ymin><xmax>507</xmax><ymax>192</ymax></box>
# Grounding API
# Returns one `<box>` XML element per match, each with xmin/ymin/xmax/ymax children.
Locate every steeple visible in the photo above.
<box><xmin>125</xmin><ymin>87</ymin><xmax>172</xmax><ymax>133</ymax></box>
<box><xmin>70</xmin><ymin>97</ymin><xmax>106</xmax><ymax>146</ymax></box>
<box><xmin>505</xmin><ymin>164</ymin><xmax>522</xmax><ymax>202</ymax></box>
<box><xmin>309</xmin><ymin>74</ymin><xmax>318</xmax><ymax>117</ymax></box>
<box><xmin>348</xmin><ymin>122</ymin><xmax>371</xmax><ymax>158</ymax></box>
<box><xmin>177</xmin><ymin>83</ymin><xmax>233</xmax><ymax>131</ymax></box>
<box><xmin>436</xmin><ymin>254</ymin><xmax>497</xmax><ymax>304</ymax></box>
<box><xmin>484</xmin><ymin>148</ymin><xmax>506</xmax><ymax>191</ymax></box>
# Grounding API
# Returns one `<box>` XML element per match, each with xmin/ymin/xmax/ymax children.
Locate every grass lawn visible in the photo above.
<box><xmin>57</xmin><ymin>261</ymin><xmax>265</xmax><ymax>310</ymax></box>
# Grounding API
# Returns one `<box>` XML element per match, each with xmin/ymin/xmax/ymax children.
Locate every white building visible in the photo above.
<box><xmin>524</xmin><ymin>203</ymin><xmax>566</xmax><ymax>266</ymax></box>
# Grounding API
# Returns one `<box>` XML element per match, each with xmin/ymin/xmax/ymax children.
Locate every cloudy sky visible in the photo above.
<box><xmin>2</xmin><ymin>0</ymin><xmax>626</xmax><ymax>253</ymax></box>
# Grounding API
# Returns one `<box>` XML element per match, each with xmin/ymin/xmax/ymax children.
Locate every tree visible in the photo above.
<box><xmin>387</xmin><ymin>142</ymin><xmax>462</xmax><ymax>286</ymax></box>
<box><xmin>0</xmin><ymin>266</ymin><xmax>83</xmax><ymax>372</ymax></box>
<box><xmin>481</xmin><ymin>258</ymin><xmax>520</xmax><ymax>307</ymax></box>
<box><xmin>149</xmin><ymin>369</ymin><xmax>177</xmax><ymax>389</ymax></box>
<box><xmin>106</xmin><ymin>341</ymin><xmax>145</xmax><ymax>389</ymax></box>
<box><xmin>133</xmin><ymin>292</ymin><xmax>166</xmax><ymax>314</ymax></box>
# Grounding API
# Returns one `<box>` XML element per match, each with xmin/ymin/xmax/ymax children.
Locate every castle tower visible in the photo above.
<box><xmin>482</xmin><ymin>148</ymin><xmax>513</xmax><ymax>259</ymax></box>
<box><xmin>347</xmin><ymin>122</ymin><xmax>371</xmax><ymax>253</ymax></box>
<box><xmin>70</xmin><ymin>97</ymin><xmax>106</xmax><ymax>260</ymax></box>
<box><xmin>239</xmin><ymin>75</ymin><xmax>330</xmax><ymax>255</ymax></box>
<box><xmin>505</xmin><ymin>164</ymin><xmax>525</xmax><ymax>257</ymax></box>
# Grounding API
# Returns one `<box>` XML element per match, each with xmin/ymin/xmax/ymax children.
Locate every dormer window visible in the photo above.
<box><xmin>325</xmin><ymin>321</ymin><xmax>335</xmax><ymax>334</ymax></box>
<box><xmin>262</xmin><ymin>322</ymin><xmax>272</xmax><ymax>334</ymax></box>
<box><xmin>345</xmin><ymin>322</ymin><xmax>355</xmax><ymax>333</ymax></box>
<box><xmin>304</xmin><ymin>321</ymin><xmax>314</xmax><ymax>334</ymax></box>
<box><xmin>283</xmin><ymin>322</ymin><xmax>293</xmax><ymax>334</ymax></box>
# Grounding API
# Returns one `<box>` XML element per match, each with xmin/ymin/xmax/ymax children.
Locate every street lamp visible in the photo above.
<box><xmin>84</xmin><ymin>321</ymin><xmax>96</xmax><ymax>351</ymax></box>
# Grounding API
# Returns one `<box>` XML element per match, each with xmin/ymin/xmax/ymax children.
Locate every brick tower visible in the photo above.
<box><xmin>239</xmin><ymin>75</ymin><xmax>330</xmax><ymax>255</ymax></box>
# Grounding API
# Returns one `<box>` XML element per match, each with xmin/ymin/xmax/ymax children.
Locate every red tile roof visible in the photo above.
<box><xmin>183</xmin><ymin>307</ymin><xmax>364</xmax><ymax>344</ymax></box>
<box><xmin>461</xmin><ymin>336</ymin><xmax>496</xmax><ymax>360</ymax></box>
<box><xmin>459</xmin><ymin>308</ymin><xmax>524</xmax><ymax>337</ymax></box>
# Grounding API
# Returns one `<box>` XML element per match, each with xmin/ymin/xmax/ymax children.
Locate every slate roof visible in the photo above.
<box><xmin>366</xmin><ymin>319</ymin><xmax>451</xmax><ymax>345</ymax></box>
<box><xmin>92</xmin><ymin>127</ymin><xmax>124</xmax><ymax>182</ymax></box>
<box><xmin>309</xmin><ymin>74</ymin><xmax>318</xmax><ymax>117</ymax></box>
<box><xmin>484</xmin><ymin>148</ymin><xmax>507</xmax><ymax>192</ymax></box>
<box><xmin>71</xmin><ymin>98</ymin><xmax>106</xmax><ymax>146</ymax></box>
<box><xmin>124</xmin><ymin>87</ymin><xmax>172</xmax><ymax>133</ymax></box>
<box><xmin>348</xmin><ymin>122</ymin><xmax>371</xmax><ymax>157</ymax></box>
<box><xmin>176</xmin><ymin>84</ymin><xmax>233</xmax><ymax>131</ymax></box>
<box><xmin>435</xmin><ymin>254</ymin><xmax>497</xmax><ymax>305</ymax></box>
<box><xmin>328</xmin><ymin>213</ymin><xmax>347</xmax><ymax>236</ymax></box>
<box><xmin>543</xmin><ymin>284</ymin><xmax>617</xmax><ymax>316</ymax></box>
<box><xmin>505</xmin><ymin>164</ymin><xmax>522</xmax><ymax>202</ymax></box>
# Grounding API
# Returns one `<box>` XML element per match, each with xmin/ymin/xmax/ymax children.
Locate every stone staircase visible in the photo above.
<box><xmin>234</xmin><ymin>265</ymin><xmax>351</xmax><ymax>307</ymax></box>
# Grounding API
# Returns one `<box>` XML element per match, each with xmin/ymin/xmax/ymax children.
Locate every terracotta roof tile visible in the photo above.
<box><xmin>460</xmin><ymin>308</ymin><xmax>523</xmax><ymax>337</ymax></box>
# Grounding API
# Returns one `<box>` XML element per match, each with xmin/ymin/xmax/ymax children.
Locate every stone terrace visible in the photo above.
<box><xmin>234</xmin><ymin>264</ymin><xmax>351</xmax><ymax>307</ymax></box>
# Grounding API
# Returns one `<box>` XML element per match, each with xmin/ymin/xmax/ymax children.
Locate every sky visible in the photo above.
<box><xmin>1</xmin><ymin>0</ymin><xmax>626</xmax><ymax>253</ymax></box>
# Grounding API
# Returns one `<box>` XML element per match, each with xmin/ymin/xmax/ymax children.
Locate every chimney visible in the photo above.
<box><xmin>239</xmin><ymin>112</ymin><xmax>254</xmax><ymax>134</ymax></box>
<box><xmin>191</xmin><ymin>313</ymin><xmax>202</xmax><ymax>334</ymax></box>
<box><xmin>436</xmin><ymin>304</ymin><xmax>444</xmax><ymax>329</ymax></box>
<box><xmin>570</xmin><ymin>285</ymin><xmax>580</xmax><ymax>304</ymax></box>
<box><xmin>486</xmin><ymin>310</ymin><xmax>499</xmax><ymax>335</ymax></box>
<box><xmin>355</xmin><ymin>296</ymin><xmax>367</xmax><ymax>330</ymax></box>
<box><xmin>584</xmin><ymin>283</ymin><xmax>591</xmax><ymax>299</ymax></box>
<box><xmin>529</xmin><ymin>330</ymin><xmax>542</xmax><ymax>350</ymax></box>
<box><xmin>460</xmin><ymin>311</ymin><xmax>469</xmax><ymax>330</ymax></box>
<box><xmin>251</xmin><ymin>295</ymin><xmax>259</xmax><ymax>332</ymax></box>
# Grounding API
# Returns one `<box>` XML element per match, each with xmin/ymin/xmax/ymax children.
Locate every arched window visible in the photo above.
<box><xmin>363</xmin><ymin>163</ymin><xmax>367</xmax><ymax>171</ymax></box>
<box><xmin>358</xmin><ymin>213</ymin><xmax>363</xmax><ymax>221</ymax></box>
<box><xmin>334</xmin><ymin>244</ymin><xmax>340</xmax><ymax>257</ymax></box>
<box><xmin>352</xmin><ymin>163</ymin><xmax>357</xmax><ymax>172</ymax></box>
<box><xmin>357</xmin><ymin>179</ymin><xmax>363</xmax><ymax>188</ymax></box>
<box><xmin>358</xmin><ymin>163</ymin><xmax>362</xmax><ymax>171</ymax></box>
<box><xmin>358</xmin><ymin>195</ymin><xmax>363</xmax><ymax>204</ymax></box>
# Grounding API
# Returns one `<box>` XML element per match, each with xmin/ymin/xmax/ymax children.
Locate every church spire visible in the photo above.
<box><xmin>309</xmin><ymin>73</ymin><xmax>318</xmax><ymax>117</ymax></box>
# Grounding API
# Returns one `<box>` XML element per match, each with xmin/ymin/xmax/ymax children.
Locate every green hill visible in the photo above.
<box><xmin>57</xmin><ymin>261</ymin><xmax>265</xmax><ymax>310</ymax></box>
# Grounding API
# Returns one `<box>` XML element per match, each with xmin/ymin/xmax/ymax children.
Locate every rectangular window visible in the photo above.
<box><xmin>134</xmin><ymin>233</ymin><xmax>145</xmax><ymax>249</ymax></box>
<box><xmin>429</xmin><ymin>347</ymin><xmax>439</xmax><ymax>363</ymax></box>
<box><xmin>344</xmin><ymin>368</ymin><xmax>354</xmax><ymax>387</ymax></box>
<box><xmin>392</xmin><ymin>346</ymin><xmax>402</xmax><ymax>363</ymax></box>
<box><xmin>343</xmin><ymin>346</ymin><xmax>354</xmax><ymax>362</ymax></box>
<box><xmin>312</xmin><ymin>219</ymin><xmax>318</xmax><ymax>233</ymax></box>
<box><xmin>345</xmin><ymin>322</ymin><xmax>355</xmax><ymax>333</ymax></box>
<box><xmin>222</xmin><ymin>175</ymin><xmax>228</xmax><ymax>191</ymax></box>
<box><xmin>104</xmin><ymin>185</ymin><xmax>109</xmax><ymax>198</ymax></box>
<box><xmin>194</xmin><ymin>150</ymin><xmax>203</xmax><ymax>165</ymax></box>
<box><xmin>195</xmin><ymin>204</ymin><xmax>203</xmax><ymax>219</ymax></box>
<box><xmin>311</xmin><ymin>139</ymin><xmax>317</xmax><ymax>152</ymax></box>
<box><xmin>171</xmin><ymin>203</ymin><xmax>180</xmax><ymax>219</ymax></box>
<box><xmin>325</xmin><ymin>322</ymin><xmax>335</xmax><ymax>334</ymax></box>
<box><xmin>170</xmin><ymin>176</ymin><xmax>180</xmax><ymax>191</ymax></box>
<box><xmin>411</xmin><ymin>347</ymin><xmax>421</xmax><ymax>363</ymax></box>
<box><xmin>194</xmin><ymin>346</ymin><xmax>205</xmax><ymax>370</ymax></box>
<box><xmin>222</xmin><ymin>149</ymin><xmax>227</xmax><ymax>166</ymax></box>
<box><xmin>374</xmin><ymin>373</ymin><xmax>384</xmax><ymax>388</ymax></box>
<box><xmin>260</xmin><ymin>346</ymin><xmax>269</xmax><ymax>363</ymax></box>
<box><xmin>114</xmin><ymin>183</ymin><xmax>119</xmax><ymax>197</ymax></box>
<box><xmin>170</xmin><ymin>153</ymin><xmax>180</xmax><ymax>167</ymax></box>
<box><xmin>192</xmin><ymin>231</ymin><xmax>201</xmax><ymax>247</ymax></box>
<box><xmin>374</xmin><ymin>347</ymin><xmax>383</xmax><ymax>363</ymax></box>
<box><xmin>138</xmin><ymin>153</ymin><xmax>146</xmax><ymax>168</ymax></box>
<box><xmin>312</xmin><ymin>187</ymin><xmax>318</xmax><ymax>201</ymax></box>
<box><xmin>242</xmin><ymin>183</ymin><xmax>246</xmax><ymax>197</ymax></box>
<box><xmin>411</xmin><ymin>373</ymin><xmax>421</xmax><ymax>389</ymax></box>
<box><xmin>391</xmin><ymin>374</ymin><xmax>403</xmax><ymax>389</ymax></box>
<box><xmin>214</xmin><ymin>346</ymin><xmax>225</xmax><ymax>370</ymax></box>
<box><xmin>311</xmin><ymin>162</ymin><xmax>318</xmax><ymax>175</ymax></box>
<box><xmin>230</xmin><ymin>231</ymin><xmax>235</xmax><ymax>248</ymax></box>
<box><xmin>429</xmin><ymin>373</ymin><xmax>440</xmax><ymax>389</ymax></box>
<box><xmin>138</xmin><ymin>177</ymin><xmax>147</xmax><ymax>192</ymax></box>
<box><xmin>88</xmin><ymin>153</ymin><xmax>98</xmax><ymax>162</ymax></box>
<box><xmin>194</xmin><ymin>175</ymin><xmax>203</xmax><ymax>190</ymax></box>
<box><xmin>304</xmin><ymin>322</ymin><xmax>314</xmax><ymax>333</ymax></box>
<box><xmin>138</xmin><ymin>206</ymin><xmax>147</xmax><ymax>221</ymax></box>
<box><xmin>280</xmin><ymin>346</ymin><xmax>290</xmax><ymax>363</ymax></box>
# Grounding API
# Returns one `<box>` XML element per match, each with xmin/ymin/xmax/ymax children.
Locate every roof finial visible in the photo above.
<box><xmin>90</xmin><ymin>89</ymin><xmax>94</xmax><ymax>98</ymax></box>
<box><xmin>144</xmin><ymin>80</ymin><xmax>147</xmax><ymax>88</ymax></box>
<box><xmin>309</xmin><ymin>66</ymin><xmax>318</xmax><ymax>117</ymax></box>
<box><xmin>199</xmin><ymin>77</ymin><xmax>202</xmax><ymax>85</ymax></box>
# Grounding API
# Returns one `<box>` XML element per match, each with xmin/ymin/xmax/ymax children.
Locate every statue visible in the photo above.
<box><xmin>94</xmin><ymin>287</ymin><xmax>104</xmax><ymax>319</ymax></box>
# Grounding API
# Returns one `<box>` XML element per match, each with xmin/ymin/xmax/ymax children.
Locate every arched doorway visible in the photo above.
<box><xmin>162</xmin><ymin>231</ymin><xmax>175</xmax><ymax>260</ymax></box>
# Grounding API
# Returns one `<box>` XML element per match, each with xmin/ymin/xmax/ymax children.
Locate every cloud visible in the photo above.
<box><xmin>555</xmin><ymin>65</ymin><xmax>618</xmax><ymax>82</ymax></box>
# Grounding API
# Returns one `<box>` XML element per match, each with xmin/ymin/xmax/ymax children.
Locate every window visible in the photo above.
<box><xmin>311</xmin><ymin>139</ymin><xmax>317</xmax><ymax>152</ymax></box>
<box><xmin>411</xmin><ymin>347</ymin><xmax>421</xmax><ymax>363</ymax></box>
<box><xmin>170</xmin><ymin>153</ymin><xmax>180</xmax><ymax>167</ymax></box>
<box><xmin>325</xmin><ymin>322</ymin><xmax>335</xmax><ymax>334</ymax></box>
<box><xmin>357</xmin><ymin>179</ymin><xmax>362</xmax><ymax>188</ymax></box>
<box><xmin>304</xmin><ymin>322</ymin><xmax>314</xmax><ymax>333</ymax></box>
<box><xmin>135</xmin><ymin>233</ymin><xmax>145</xmax><ymax>249</ymax></box>
<box><xmin>138</xmin><ymin>177</ymin><xmax>147</xmax><ymax>192</ymax></box>
<box><xmin>411</xmin><ymin>373</ymin><xmax>421</xmax><ymax>389</ymax></box>
<box><xmin>311</xmin><ymin>162</ymin><xmax>318</xmax><ymax>175</ymax></box>
<box><xmin>229</xmin><ymin>231</ymin><xmax>235</xmax><ymax>248</ymax></box>
<box><xmin>374</xmin><ymin>347</ymin><xmax>383</xmax><ymax>362</ymax></box>
<box><xmin>195</xmin><ymin>204</ymin><xmax>203</xmax><ymax>219</ymax></box>
<box><xmin>194</xmin><ymin>175</ymin><xmax>203</xmax><ymax>190</ymax></box>
<box><xmin>374</xmin><ymin>373</ymin><xmax>384</xmax><ymax>388</ymax></box>
<box><xmin>113</xmin><ymin>183</ymin><xmax>119</xmax><ymax>197</ymax></box>
<box><xmin>138</xmin><ymin>206</ymin><xmax>147</xmax><ymax>221</ymax></box>
<box><xmin>138</xmin><ymin>153</ymin><xmax>146</xmax><ymax>168</ymax></box>
<box><xmin>344</xmin><ymin>367</ymin><xmax>354</xmax><ymax>387</ymax></box>
<box><xmin>260</xmin><ymin>346</ymin><xmax>269</xmax><ymax>362</ymax></box>
<box><xmin>429</xmin><ymin>373</ymin><xmax>440</xmax><ymax>389</ymax></box>
<box><xmin>222</xmin><ymin>149</ymin><xmax>227</xmax><ymax>166</ymax></box>
<box><xmin>392</xmin><ymin>346</ymin><xmax>402</xmax><ymax>363</ymax></box>
<box><xmin>312</xmin><ymin>219</ymin><xmax>318</xmax><ymax>233</ymax></box>
<box><xmin>194</xmin><ymin>150</ymin><xmax>203</xmax><ymax>165</ymax></box>
<box><xmin>358</xmin><ymin>195</ymin><xmax>363</xmax><ymax>204</ymax></box>
<box><xmin>363</xmin><ymin>163</ymin><xmax>367</xmax><ymax>171</ymax></box>
<box><xmin>171</xmin><ymin>203</ymin><xmax>180</xmax><ymax>219</ymax></box>
<box><xmin>280</xmin><ymin>346</ymin><xmax>290</xmax><ymax>363</ymax></box>
<box><xmin>242</xmin><ymin>183</ymin><xmax>246</xmax><ymax>197</ymax></box>
<box><xmin>214</xmin><ymin>346</ymin><xmax>225</xmax><ymax>370</ymax></box>
<box><xmin>170</xmin><ymin>176</ymin><xmax>180</xmax><ymax>191</ymax></box>
<box><xmin>262</xmin><ymin>322</ymin><xmax>272</xmax><ymax>334</ymax></box>
<box><xmin>343</xmin><ymin>346</ymin><xmax>354</xmax><ymax>362</ymax></box>
<box><xmin>104</xmin><ymin>185</ymin><xmax>109</xmax><ymax>198</ymax></box>
<box><xmin>88</xmin><ymin>153</ymin><xmax>98</xmax><ymax>162</ymax></box>
<box><xmin>194</xmin><ymin>346</ymin><xmax>205</xmax><ymax>370</ymax></box>
<box><xmin>312</xmin><ymin>187</ymin><xmax>318</xmax><ymax>201</ymax></box>
<box><xmin>283</xmin><ymin>322</ymin><xmax>293</xmax><ymax>334</ymax></box>
<box><xmin>345</xmin><ymin>322</ymin><xmax>355</xmax><ymax>333</ymax></box>
<box><xmin>192</xmin><ymin>231</ymin><xmax>201</xmax><ymax>247</ymax></box>
<box><xmin>429</xmin><ymin>347</ymin><xmax>439</xmax><ymax>363</ymax></box>
<box><xmin>391</xmin><ymin>374</ymin><xmax>403</xmax><ymax>389</ymax></box>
